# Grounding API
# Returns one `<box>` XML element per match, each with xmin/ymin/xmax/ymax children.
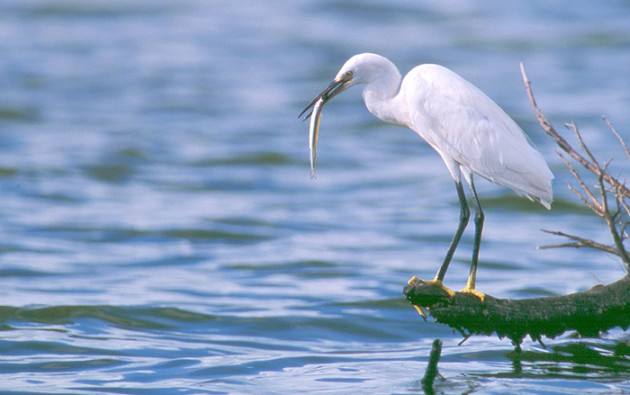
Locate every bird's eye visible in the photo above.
<box><xmin>344</xmin><ymin>71</ymin><xmax>353</xmax><ymax>80</ymax></box>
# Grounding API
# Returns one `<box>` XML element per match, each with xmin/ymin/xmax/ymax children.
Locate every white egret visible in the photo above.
<box><xmin>300</xmin><ymin>53</ymin><xmax>553</xmax><ymax>300</ymax></box>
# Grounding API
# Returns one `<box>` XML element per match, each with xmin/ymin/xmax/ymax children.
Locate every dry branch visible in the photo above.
<box><xmin>520</xmin><ymin>63</ymin><xmax>630</xmax><ymax>270</ymax></box>
<box><xmin>539</xmin><ymin>229</ymin><xmax>620</xmax><ymax>256</ymax></box>
<box><xmin>604</xmin><ymin>116</ymin><xmax>630</xmax><ymax>159</ymax></box>
<box><xmin>405</xmin><ymin>276</ymin><xmax>630</xmax><ymax>347</ymax></box>
<box><xmin>519</xmin><ymin>63</ymin><xmax>630</xmax><ymax>198</ymax></box>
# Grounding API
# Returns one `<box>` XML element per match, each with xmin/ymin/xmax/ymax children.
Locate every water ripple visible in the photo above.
<box><xmin>0</xmin><ymin>0</ymin><xmax>629</xmax><ymax>393</ymax></box>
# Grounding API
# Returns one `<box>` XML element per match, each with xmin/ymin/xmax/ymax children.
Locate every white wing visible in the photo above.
<box><xmin>403</xmin><ymin>64</ymin><xmax>553</xmax><ymax>208</ymax></box>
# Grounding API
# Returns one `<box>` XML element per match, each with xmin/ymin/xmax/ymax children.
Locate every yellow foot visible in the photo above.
<box><xmin>406</xmin><ymin>276</ymin><xmax>455</xmax><ymax>320</ymax></box>
<box><xmin>412</xmin><ymin>304</ymin><xmax>427</xmax><ymax>320</ymax></box>
<box><xmin>424</xmin><ymin>278</ymin><xmax>456</xmax><ymax>298</ymax></box>
<box><xmin>460</xmin><ymin>287</ymin><xmax>486</xmax><ymax>302</ymax></box>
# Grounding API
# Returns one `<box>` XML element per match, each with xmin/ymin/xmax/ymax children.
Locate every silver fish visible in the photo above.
<box><xmin>309</xmin><ymin>97</ymin><xmax>324</xmax><ymax>178</ymax></box>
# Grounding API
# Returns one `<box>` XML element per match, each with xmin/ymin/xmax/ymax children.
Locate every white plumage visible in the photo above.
<box><xmin>301</xmin><ymin>53</ymin><xmax>553</xmax><ymax>296</ymax></box>
<box><xmin>403</xmin><ymin>63</ymin><xmax>553</xmax><ymax>208</ymax></box>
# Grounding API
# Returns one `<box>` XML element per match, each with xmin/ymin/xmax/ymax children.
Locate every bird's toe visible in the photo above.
<box><xmin>424</xmin><ymin>278</ymin><xmax>456</xmax><ymax>298</ymax></box>
<box><xmin>460</xmin><ymin>287</ymin><xmax>486</xmax><ymax>302</ymax></box>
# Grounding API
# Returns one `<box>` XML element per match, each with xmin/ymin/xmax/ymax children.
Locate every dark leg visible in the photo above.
<box><xmin>464</xmin><ymin>176</ymin><xmax>484</xmax><ymax>294</ymax></box>
<box><xmin>434</xmin><ymin>181</ymin><xmax>470</xmax><ymax>282</ymax></box>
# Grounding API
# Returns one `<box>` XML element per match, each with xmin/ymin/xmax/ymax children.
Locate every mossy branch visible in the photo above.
<box><xmin>404</xmin><ymin>276</ymin><xmax>630</xmax><ymax>347</ymax></box>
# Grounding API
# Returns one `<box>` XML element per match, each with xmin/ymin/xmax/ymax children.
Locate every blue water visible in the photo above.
<box><xmin>0</xmin><ymin>0</ymin><xmax>629</xmax><ymax>393</ymax></box>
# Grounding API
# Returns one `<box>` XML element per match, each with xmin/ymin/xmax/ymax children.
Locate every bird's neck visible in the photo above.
<box><xmin>362</xmin><ymin>72</ymin><xmax>408</xmax><ymax>127</ymax></box>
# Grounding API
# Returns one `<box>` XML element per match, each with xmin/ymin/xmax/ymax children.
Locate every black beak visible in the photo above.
<box><xmin>298</xmin><ymin>79</ymin><xmax>348</xmax><ymax>120</ymax></box>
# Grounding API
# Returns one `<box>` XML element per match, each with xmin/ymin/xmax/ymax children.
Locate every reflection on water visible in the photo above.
<box><xmin>510</xmin><ymin>341</ymin><xmax>630</xmax><ymax>379</ymax></box>
<box><xmin>0</xmin><ymin>0</ymin><xmax>629</xmax><ymax>393</ymax></box>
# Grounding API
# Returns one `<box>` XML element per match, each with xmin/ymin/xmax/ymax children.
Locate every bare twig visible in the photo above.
<box><xmin>603</xmin><ymin>116</ymin><xmax>630</xmax><ymax>159</ymax></box>
<box><xmin>615</xmin><ymin>185</ymin><xmax>630</xmax><ymax>218</ymax></box>
<box><xmin>565</xmin><ymin>122</ymin><xmax>600</xmax><ymax>168</ymax></box>
<box><xmin>557</xmin><ymin>152</ymin><xmax>602</xmax><ymax>214</ymax></box>
<box><xmin>540</xmin><ymin>229</ymin><xmax>620</xmax><ymax>256</ymax></box>
<box><xmin>598</xmin><ymin>168</ymin><xmax>630</xmax><ymax>265</ymax></box>
<box><xmin>519</xmin><ymin>63</ymin><xmax>630</xmax><ymax>198</ymax></box>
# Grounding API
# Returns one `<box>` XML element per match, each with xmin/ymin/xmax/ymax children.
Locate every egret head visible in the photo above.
<box><xmin>299</xmin><ymin>53</ymin><xmax>394</xmax><ymax>120</ymax></box>
<box><xmin>334</xmin><ymin>53</ymin><xmax>396</xmax><ymax>86</ymax></box>
<box><xmin>299</xmin><ymin>53</ymin><xmax>400</xmax><ymax>177</ymax></box>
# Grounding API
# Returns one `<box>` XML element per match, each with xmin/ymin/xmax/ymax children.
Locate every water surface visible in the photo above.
<box><xmin>0</xmin><ymin>0</ymin><xmax>629</xmax><ymax>393</ymax></box>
